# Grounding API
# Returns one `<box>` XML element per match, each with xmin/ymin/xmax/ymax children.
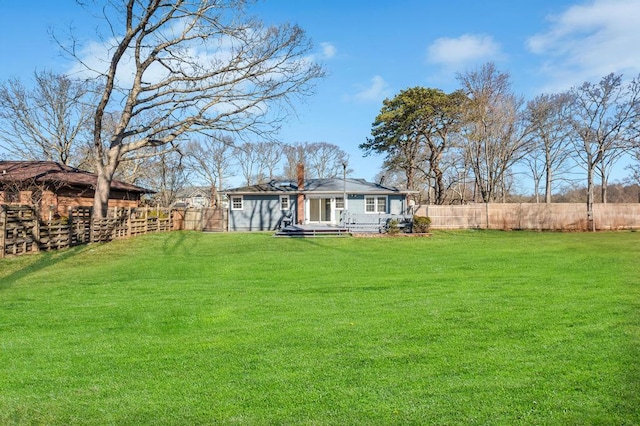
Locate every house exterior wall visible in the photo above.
<box><xmin>228</xmin><ymin>194</ymin><xmax>296</xmax><ymax>231</ymax></box>
<box><xmin>227</xmin><ymin>192</ymin><xmax>408</xmax><ymax>231</ymax></box>
<box><xmin>1</xmin><ymin>188</ymin><xmax>141</xmax><ymax>219</ymax></box>
<box><xmin>344</xmin><ymin>194</ymin><xmax>406</xmax><ymax>215</ymax></box>
<box><xmin>389</xmin><ymin>196</ymin><xmax>406</xmax><ymax>215</ymax></box>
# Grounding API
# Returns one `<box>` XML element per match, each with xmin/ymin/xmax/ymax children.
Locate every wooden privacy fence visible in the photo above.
<box><xmin>416</xmin><ymin>203</ymin><xmax>640</xmax><ymax>231</ymax></box>
<box><xmin>1</xmin><ymin>205</ymin><xmax>178</xmax><ymax>258</ymax></box>
<box><xmin>177</xmin><ymin>207</ymin><xmax>228</xmax><ymax>232</ymax></box>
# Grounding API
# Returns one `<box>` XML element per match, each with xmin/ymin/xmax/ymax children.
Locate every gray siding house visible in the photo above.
<box><xmin>225</xmin><ymin>173</ymin><xmax>413</xmax><ymax>232</ymax></box>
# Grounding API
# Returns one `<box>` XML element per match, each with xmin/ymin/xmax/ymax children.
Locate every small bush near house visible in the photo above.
<box><xmin>413</xmin><ymin>215</ymin><xmax>431</xmax><ymax>233</ymax></box>
<box><xmin>385</xmin><ymin>218</ymin><xmax>400</xmax><ymax>234</ymax></box>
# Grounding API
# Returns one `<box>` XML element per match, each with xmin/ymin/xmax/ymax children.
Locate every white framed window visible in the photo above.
<box><xmin>335</xmin><ymin>197</ymin><xmax>345</xmax><ymax>209</ymax></box>
<box><xmin>377</xmin><ymin>196</ymin><xmax>387</xmax><ymax>213</ymax></box>
<box><xmin>365</xmin><ymin>196</ymin><xmax>387</xmax><ymax>213</ymax></box>
<box><xmin>280</xmin><ymin>195</ymin><xmax>290</xmax><ymax>210</ymax></box>
<box><xmin>231</xmin><ymin>196</ymin><xmax>243</xmax><ymax>210</ymax></box>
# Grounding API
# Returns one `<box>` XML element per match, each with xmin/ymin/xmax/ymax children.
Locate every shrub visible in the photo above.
<box><xmin>386</xmin><ymin>219</ymin><xmax>400</xmax><ymax>234</ymax></box>
<box><xmin>413</xmin><ymin>215</ymin><xmax>431</xmax><ymax>233</ymax></box>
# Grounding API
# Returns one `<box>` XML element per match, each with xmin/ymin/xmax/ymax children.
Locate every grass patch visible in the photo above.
<box><xmin>1</xmin><ymin>230</ymin><xmax>639</xmax><ymax>424</ymax></box>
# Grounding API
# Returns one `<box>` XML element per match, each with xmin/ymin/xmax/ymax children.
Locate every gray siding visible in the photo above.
<box><xmin>389</xmin><ymin>196</ymin><xmax>405</xmax><ymax>215</ymax></box>
<box><xmin>345</xmin><ymin>194</ymin><xmax>406</xmax><ymax>215</ymax></box>
<box><xmin>228</xmin><ymin>194</ymin><xmax>296</xmax><ymax>231</ymax></box>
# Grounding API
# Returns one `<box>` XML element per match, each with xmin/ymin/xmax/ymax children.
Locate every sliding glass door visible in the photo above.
<box><xmin>309</xmin><ymin>198</ymin><xmax>331</xmax><ymax>222</ymax></box>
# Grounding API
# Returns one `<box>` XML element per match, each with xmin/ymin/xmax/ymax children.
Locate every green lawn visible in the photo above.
<box><xmin>1</xmin><ymin>230</ymin><xmax>638</xmax><ymax>425</ymax></box>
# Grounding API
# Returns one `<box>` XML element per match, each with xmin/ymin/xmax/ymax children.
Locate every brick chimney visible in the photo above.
<box><xmin>296</xmin><ymin>163</ymin><xmax>304</xmax><ymax>224</ymax></box>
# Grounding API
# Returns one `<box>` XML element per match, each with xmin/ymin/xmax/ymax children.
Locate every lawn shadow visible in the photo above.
<box><xmin>161</xmin><ymin>230</ymin><xmax>196</xmax><ymax>255</ymax></box>
<box><xmin>277</xmin><ymin>234</ymin><xmax>354</xmax><ymax>252</ymax></box>
<box><xmin>0</xmin><ymin>244</ymin><xmax>92</xmax><ymax>290</ymax></box>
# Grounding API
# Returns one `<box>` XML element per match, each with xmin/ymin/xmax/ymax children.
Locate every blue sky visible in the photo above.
<box><xmin>2</xmin><ymin>0</ymin><xmax>640</xmax><ymax>186</ymax></box>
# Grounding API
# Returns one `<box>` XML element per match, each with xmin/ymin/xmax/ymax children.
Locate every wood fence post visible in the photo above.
<box><xmin>89</xmin><ymin>207</ymin><xmax>94</xmax><ymax>243</ymax></box>
<box><xmin>0</xmin><ymin>205</ymin><xmax>6</xmax><ymax>258</ymax></box>
<box><xmin>145</xmin><ymin>207</ymin><xmax>149</xmax><ymax>234</ymax></box>
<box><xmin>33</xmin><ymin>207</ymin><xmax>40</xmax><ymax>253</ymax></box>
<box><xmin>68</xmin><ymin>208</ymin><xmax>73</xmax><ymax>247</ymax></box>
<box><xmin>127</xmin><ymin>207</ymin><xmax>132</xmax><ymax>237</ymax></box>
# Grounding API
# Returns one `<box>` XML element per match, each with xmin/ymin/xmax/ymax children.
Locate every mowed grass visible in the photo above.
<box><xmin>0</xmin><ymin>230</ymin><xmax>638</xmax><ymax>425</ymax></box>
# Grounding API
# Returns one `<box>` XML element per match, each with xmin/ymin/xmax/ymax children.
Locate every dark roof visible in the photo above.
<box><xmin>226</xmin><ymin>178</ymin><xmax>410</xmax><ymax>195</ymax></box>
<box><xmin>0</xmin><ymin>161</ymin><xmax>152</xmax><ymax>193</ymax></box>
<box><xmin>175</xmin><ymin>186</ymin><xmax>213</xmax><ymax>198</ymax></box>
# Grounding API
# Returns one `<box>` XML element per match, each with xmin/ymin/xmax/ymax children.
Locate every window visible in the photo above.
<box><xmin>365</xmin><ymin>196</ymin><xmax>387</xmax><ymax>213</ymax></box>
<box><xmin>335</xmin><ymin>197</ymin><xmax>345</xmax><ymax>209</ymax></box>
<box><xmin>377</xmin><ymin>196</ymin><xmax>387</xmax><ymax>213</ymax></box>
<box><xmin>231</xmin><ymin>196</ymin><xmax>243</xmax><ymax>210</ymax></box>
<box><xmin>280</xmin><ymin>195</ymin><xmax>289</xmax><ymax>210</ymax></box>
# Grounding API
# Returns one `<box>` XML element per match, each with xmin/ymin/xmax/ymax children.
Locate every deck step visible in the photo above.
<box><xmin>274</xmin><ymin>225</ymin><xmax>350</xmax><ymax>238</ymax></box>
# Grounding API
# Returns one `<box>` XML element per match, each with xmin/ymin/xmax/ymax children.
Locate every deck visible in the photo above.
<box><xmin>274</xmin><ymin>224</ymin><xmax>350</xmax><ymax>237</ymax></box>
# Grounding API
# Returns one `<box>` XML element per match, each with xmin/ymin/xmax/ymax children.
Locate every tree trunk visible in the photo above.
<box><xmin>545</xmin><ymin>163</ymin><xmax>552</xmax><ymax>204</ymax></box>
<box><xmin>586</xmin><ymin>165</ymin><xmax>595</xmax><ymax>232</ymax></box>
<box><xmin>434</xmin><ymin>168</ymin><xmax>445</xmax><ymax>204</ymax></box>
<box><xmin>93</xmin><ymin>151</ymin><xmax>119</xmax><ymax>219</ymax></box>
<box><xmin>93</xmin><ymin>171</ymin><xmax>112</xmax><ymax>219</ymax></box>
<box><xmin>601</xmin><ymin>174</ymin><xmax>608</xmax><ymax>204</ymax></box>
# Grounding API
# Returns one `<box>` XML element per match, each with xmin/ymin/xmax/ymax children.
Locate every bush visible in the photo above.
<box><xmin>386</xmin><ymin>219</ymin><xmax>400</xmax><ymax>234</ymax></box>
<box><xmin>413</xmin><ymin>215</ymin><xmax>431</xmax><ymax>233</ymax></box>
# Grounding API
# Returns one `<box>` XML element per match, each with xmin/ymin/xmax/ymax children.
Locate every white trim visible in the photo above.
<box><xmin>231</xmin><ymin>195</ymin><xmax>243</xmax><ymax>210</ymax></box>
<box><xmin>365</xmin><ymin>195</ymin><xmax>388</xmax><ymax>214</ymax></box>
<box><xmin>279</xmin><ymin>195</ymin><xmax>290</xmax><ymax>210</ymax></box>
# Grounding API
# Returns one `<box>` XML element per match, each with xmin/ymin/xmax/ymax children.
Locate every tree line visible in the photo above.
<box><xmin>361</xmin><ymin>63</ymin><xmax>640</xmax><ymax>230</ymax></box>
<box><xmin>1</xmin><ymin>2</ymin><xmax>639</xmax><ymax>230</ymax></box>
<box><xmin>153</xmin><ymin>139</ymin><xmax>349</xmax><ymax>207</ymax></box>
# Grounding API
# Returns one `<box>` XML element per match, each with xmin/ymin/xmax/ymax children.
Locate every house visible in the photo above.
<box><xmin>225</xmin><ymin>164</ymin><xmax>414</xmax><ymax>231</ymax></box>
<box><xmin>0</xmin><ymin>161</ymin><xmax>152</xmax><ymax>218</ymax></box>
<box><xmin>173</xmin><ymin>186</ymin><xmax>214</xmax><ymax>208</ymax></box>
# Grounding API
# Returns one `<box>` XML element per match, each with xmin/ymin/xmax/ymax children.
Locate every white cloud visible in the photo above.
<box><xmin>527</xmin><ymin>0</ymin><xmax>640</xmax><ymax>90</ymax></box>
<box><xmin>352</xmin><ymin>75</ymin><xmax>390</xmax><ymax>102</ymax></box>
<box><xmin>427</xmin><ymin>34</ymin><xmax>503</xmax><ymax>68</ymax></box>
<box><xmin>320</xmin><ymin>42</ymin><xmax>337</xmax><ymax>59</ymax></box>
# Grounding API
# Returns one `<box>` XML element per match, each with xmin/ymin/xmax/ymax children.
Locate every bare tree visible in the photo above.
<box><xmin>457</xmin><ymin>63</ymin><xmax>531</xmax><ymax>203</ymax></box>
<box><xmin>443</xmin><ymin>150</ymin><xmax>473</xmax><ymax>204</ymax></box>
<box><xmin>138</xmin><ymin>149</ymin><xmax>189</xmax><ymax>207</ymax></box>
<box><xmin>0</xmin><ymin>71</ymin><xmax>95</xmax><ymax>165</ymax></box>
<box><xmin>281</xmin><ymin>142</ymin><xmax>306</xmax><ymax>179</ymax></box>
<box><xmin>282</xmin><ymin>141</ymin><xmax>349</xmax><ymax>179</ymax></box>
<box><xmin>522</xmin><ymin>93</ymin><xmax>574</xmax><ymax>203</ymax></box>
<box><xmin>61</xmin><ymin>0</ymin><xmax>324</xmax><ymax>217</ymax></box>
<box><xmin>596</xmin><ymin>148</ymin><xmax>628</xmax><ymax>203</ymax></box>
<box><xmin>184</xmin><ymin>134</ymin><xmax>235</xmax><ymax>205</ymax></box>
<box><xmin>254</xmin><ymin>141</ymin><xmax>283</xmax><ymax>182</ymax></box>
<box><xmin>626</xmin><ymin>144</ymin><xmax>640</xmax><ymax>187</ymax></box>
<box><xmin>234</xmin><ymin>142</ymin><xmax>260</xmax><ymax>186</ymax></box>
<box><xmin>566</xmin><ymin>73</ymin><xmax>640</xmax><ymax>230</ymax></box>
<box><xmin>305</xmin><ymin>141</ymin><xmax>349</xmax><ymax>178</ymax></box>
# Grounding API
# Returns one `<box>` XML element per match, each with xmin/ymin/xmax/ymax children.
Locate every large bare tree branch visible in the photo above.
<box><xmin>59</xmin><ymin>0</ymin><xmax>324</xmax><ymax>217</ymax></box>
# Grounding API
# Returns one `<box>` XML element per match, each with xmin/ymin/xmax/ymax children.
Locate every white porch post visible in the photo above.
<box><xmin>304</xmin><ymin>198</ymin><xmax>310</xmax><ymax>224</ymax></box>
